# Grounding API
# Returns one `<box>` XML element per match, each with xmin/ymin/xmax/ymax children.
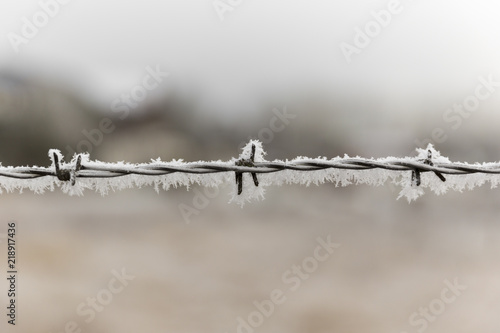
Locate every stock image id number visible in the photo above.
<box><xmin>7</xmin><ymin>222</ymin><xmax>16</xmax><ymax>269</ymax></box>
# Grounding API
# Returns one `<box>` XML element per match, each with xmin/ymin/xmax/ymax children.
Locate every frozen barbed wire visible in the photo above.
<box><xmin>1</xmin><ymin>140</ymin><xmax>500</xmax><ymax>205</ymax></box>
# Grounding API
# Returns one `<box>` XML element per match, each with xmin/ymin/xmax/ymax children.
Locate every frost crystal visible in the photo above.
<box><xmin>1</xmin><ymin>141</ymin><xmax>500</xmax><ymax>205</ymax></box>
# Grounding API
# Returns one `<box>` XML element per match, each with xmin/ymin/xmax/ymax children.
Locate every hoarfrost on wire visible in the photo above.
<box><xmin>1</xmin><ymin>141</ymin><xmax>500</xmax><ymax>206</ymax></box>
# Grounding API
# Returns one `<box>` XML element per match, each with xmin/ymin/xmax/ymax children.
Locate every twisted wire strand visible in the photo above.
<box><xmin>4</xmin><ymin>142</ymin><xmax>500</xmax><ymax>203</ymax></box>
<box><xmin>1</xmin><ymin>158</ymin><xmax>500</xmax><ymax>180</ymax></box>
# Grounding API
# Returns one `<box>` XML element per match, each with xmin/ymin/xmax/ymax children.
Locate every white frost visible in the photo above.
<box><xmin>1</xmin><ymin>141</ymin><xmax>500</xmax><ymax>205</ymax></box>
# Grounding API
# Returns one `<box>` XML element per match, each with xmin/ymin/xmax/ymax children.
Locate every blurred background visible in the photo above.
<box><xmin>1</xmin><ymin>0</ymin><xmax>500</xmax><ymax>332</ymax></box>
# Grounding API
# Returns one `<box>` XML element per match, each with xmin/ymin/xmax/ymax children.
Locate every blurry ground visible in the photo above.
<box><xmin>1</xmin><ymin>183</ymin><xmax>499</xmax><ymax>333</ymax></box>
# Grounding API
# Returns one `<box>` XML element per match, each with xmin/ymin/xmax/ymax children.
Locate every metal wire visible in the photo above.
<box><xmin>1</xmin><ymin>144</ymin><xmax>500</xmax><ymax>195</ymax></box>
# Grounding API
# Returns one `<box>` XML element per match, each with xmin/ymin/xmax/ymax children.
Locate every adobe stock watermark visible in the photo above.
<box><xmin>177</xmin><ymin>185</ymin><xmax>222</xmax><ymax>225</ymax></box>
<box><xmin>340</xmin><ymin>0</ymin><xmax>408</xmax><ymax>64</ymax></box>
<box><xmin>401</xmin><ymin>278</ymin><xmax>467</xmax><ymax>333</ymax></box>
<box><xmin>178</xmin><ymin>106</ymin><xmax>295</xmax><ymax>224</ymax></box>
<box><xmin>416</xmin><ymin>73</ymin><xmax>500</xmax><ymax>148</ymax></box>
<box><xmin>7</xmin><ymin>0</ymin><xmax>73</xmax><ymax>53</ymax></box>
<box><xmin>64</xmin><ymin>65</ymin><xmax>169</xmax><ymax>158</ymax></box>
<box><xmin>52</xmin><ymin>267</ymin><xmax>135</xmax><ymax>333</ymax></box>
<box><xmin>388</xmin><ymin>73</ymin><xmax>499</xmax><ymax>193</ymax></box>
<box><xmin>237</xmin><ymin>106</ymin><xmax>296</xmax><ymax>151</ymax></box>
<box><xmin>213</xmin><ymin>0</ymin><xmax>243</xmax><ymax>21</ymax></box>
<box><xmin>228</xmin><ymin>234</ymin><xmax>340</xmax><ymax>333</ymax></box>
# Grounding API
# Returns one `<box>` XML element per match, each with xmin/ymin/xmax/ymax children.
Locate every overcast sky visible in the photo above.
<box><xmin>1</xmin><ymin>0</ymin><xmax>500</xmax><ymax>116</ymax></box>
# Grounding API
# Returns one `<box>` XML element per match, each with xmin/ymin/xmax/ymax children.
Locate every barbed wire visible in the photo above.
<box><xmin>1</xmin><ymin>141</ymin><xmax>500</xmax><ymax>202</ymax></box>
<box><xmin>1</xmin><ymin>145</ymin><xmax>500</xmax><ymax>184</ymax></box>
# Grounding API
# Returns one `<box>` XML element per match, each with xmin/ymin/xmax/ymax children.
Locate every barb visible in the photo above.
<box><xmin>2</xmin><ymin>141</ymin><xmax>500</xmax><ymax>205</ymax></box>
